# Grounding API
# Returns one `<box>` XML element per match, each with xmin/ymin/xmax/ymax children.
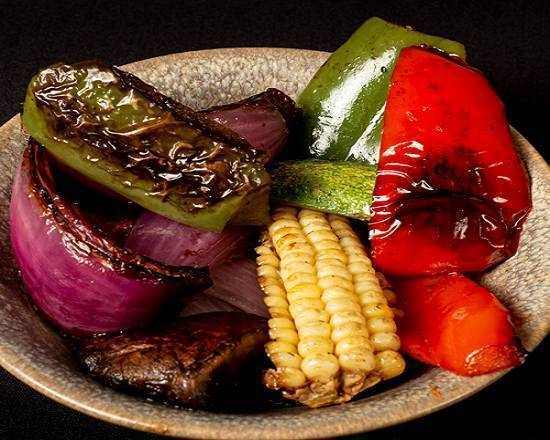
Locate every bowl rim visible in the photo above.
<box><xmin>0</xmin><ymin>47</ymin><xmax>548</xmax><ymax>439</ymax></box>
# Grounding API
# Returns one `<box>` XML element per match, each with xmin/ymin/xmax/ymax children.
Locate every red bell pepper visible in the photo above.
<box><xmin>370</xmin><ymin>46</ymin><xmax>531</xmax><ymax>276</ymax></box>
<box><xmin>393</xmin><ymin>273</ymin><xmax>523</xmax><ymax>376</ymax></box>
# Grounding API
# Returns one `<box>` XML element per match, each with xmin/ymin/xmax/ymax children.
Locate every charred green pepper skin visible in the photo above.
<box><xmin>22</xmin><ymin>62</ymin><xmax>270</xmax><ymax>232</ymax></box>
<box><xmin>297</xmin><ymin>17</ymin><xmax>466</xmax><ymax>162</ymax></box>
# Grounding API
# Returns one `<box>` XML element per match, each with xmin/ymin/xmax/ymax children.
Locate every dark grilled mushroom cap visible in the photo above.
<box><xmin>79</xmin><ymin>312</ymin><xmax>268</xmax><ymax>409</ymax></box>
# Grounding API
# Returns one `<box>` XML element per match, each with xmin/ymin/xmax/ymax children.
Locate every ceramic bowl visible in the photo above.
<box><xmin>0</xmin><ymin>48</ymin><xmax>548</xmax><ymax>439</ymax></box>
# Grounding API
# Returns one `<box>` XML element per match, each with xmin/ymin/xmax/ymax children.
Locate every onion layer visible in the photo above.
<box><xmin>202</xmin><ymin>88</ymin><xmax>297</xmax><ymax>163</ymax></box>
<box><xmin>125</xmin><ymin>211</ymin><xmax>247</xmax><ymax>267</ymax></box>
<box><xmin>10</xmin><ymin>142</ymin><xmax>210</xmax><ymax>336</ymax></box>
<box><xmin>180</xmin><ymin>295</ymin><xmax>241</xmax><ymax>317</ymax></box>
<box><xmin>178</xmin><ymin>258</ymin><xmax>268</xmax><ymax>318</ymax></box>
<box><xmin>201</xmin><ymin>258</ymin><xmax>268</xmax><ymax>318</ymax></box>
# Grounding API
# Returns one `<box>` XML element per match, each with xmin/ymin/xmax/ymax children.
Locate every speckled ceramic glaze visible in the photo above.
<box><xmin>0</xmin><ymin>48</ymin><xmax>548</xmax><ymax>439</ymax></box>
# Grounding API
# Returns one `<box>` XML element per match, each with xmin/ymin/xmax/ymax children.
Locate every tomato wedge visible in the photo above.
<box><xmin>393</xmin><ymin>273</ymin><xmax>523</xmax><ymax>376</ymax></box>
<box><xmin>370</xmin><ymin>46</ymin><xmax>531</xmax><ymax>276</ymax></box>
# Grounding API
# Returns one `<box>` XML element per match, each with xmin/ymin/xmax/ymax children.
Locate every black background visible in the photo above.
<box><xmin>0</xmin><ymin>0</ymin><xmax>548</xmax><ymax>439</ymax></box>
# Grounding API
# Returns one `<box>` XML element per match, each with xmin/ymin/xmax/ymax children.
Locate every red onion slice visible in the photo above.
<box><xmin>179</xmin><ymin>294</ymin><xmax>241</xmax><ymax>317</ymax></box>
<box><xmin>125</xmin><ymin>211</ymin><xmax>247</xmax><ymax>267</ymax></box>
<box><xmin>10</xmin><ymin>142</ymin><xmax>210</xmax><ymax>336</ymax></box>
<box><xmin>202</xmin><ymin>88</ymin><xmax>297</xmax><ymax>163</ymax></box>
<box><xmin>203</xmin><ymin>258</ymin><xmax>268</xmax><ymax>318</ymax></box>
<box><xmin>179</xmin><ymin>258</ymin><xmax>268</xmax><ymax>318</ymax></box>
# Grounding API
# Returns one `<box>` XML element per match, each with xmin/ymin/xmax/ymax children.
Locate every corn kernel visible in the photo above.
<box><xmin>257</xmin><ymin>206</ymin><xmax>405</xmax><ymax>408</ymax></box>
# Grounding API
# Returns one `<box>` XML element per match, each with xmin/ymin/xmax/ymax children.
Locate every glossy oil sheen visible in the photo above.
<box><xmin>0</xmin><ymin>48</ymin><xmax>547</xmax><ymax>439</ymax></box>
<box><xmin>394</xmin><ymin>274</ymin><xmax>522</xmax><ymax>376</ymax></box>
<box><xmin>297</xmin><ymin>17</ymin><xmax>466</xmax><ymax>163</ymax></box>
<box><xmin>22</xmin><ymin>62</ymin><xmax>270</xmax><ymax>231</ymax></box>
<box><xmin>370</xmin><ymin>47</ymin><xmax>531</xmax><ymax>275</ymax></box>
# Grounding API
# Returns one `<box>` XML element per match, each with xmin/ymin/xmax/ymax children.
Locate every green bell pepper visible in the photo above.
<box><xmin>297</xmin><ymin>17</ymin><xmax>466</xmax><ymax>162</ymax></box>
<box><xmin>22</xmin><ymin>62</ymin><xmax>270</xmax><ymax>232</ymax></box>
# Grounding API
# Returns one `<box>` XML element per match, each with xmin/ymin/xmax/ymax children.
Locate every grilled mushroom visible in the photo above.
<box><xmin>79</xmin><ymin>312</ymin><xmax>268</xmax><ymax>409</ymax></box>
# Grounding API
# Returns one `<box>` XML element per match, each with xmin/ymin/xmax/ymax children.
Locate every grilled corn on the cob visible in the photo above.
<box><xmin>256</xmin><ymin>206</ymin><xmax>405</xmax><ymax>408</ymax></box>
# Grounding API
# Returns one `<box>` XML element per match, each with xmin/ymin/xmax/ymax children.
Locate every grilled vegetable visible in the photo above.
<box><xmin>393</xmin><ymin>274</ymin><xmax>523</xmax><ymax>375</ymax></box>
<box><xmin>271</xmin><ymin>160</ymin><xmax>376</xmax><ymax>219</ymax></box>
<box><xmin>22</xmin><ymin>62</ymin><xmax>270</xmax><ymax>232</ymax></box>
<box><xmin>297</xmin><ymin>17</ymin><xmax>466</xmax><ymax>162</ymax></box>
<box><xmin>204</xmin><ymin>258</ymin><xmax>269</xmax><ymax>318</ymax></box>
<box><xmin>370</xmin><ymin>47</ymin><xmax>531</xmax><ymax>275</ymax></box>
<box><xmin>255</xmin><ymin>206</ymin><xmax>405</xmax><ymax>407</ymax></box>
<box><xmin>10</xmin><ymin>141</ymin><xmax>210</xmax><ymax>336</ymax></box>
<box><xmin>125</xmin><ymin>210</ymin><xmax>248</xmax><ymax>267</ymax></box>
<box><xmin>125</xmin><ymin>88</ymin><xmax>296</xmax><ymax>266</ymax></box>
<box><xmin>202</xmin><ymin>88</ymin><xmax>298</xmax><ymax>162</ymax></box>
<box><xmin>79</xmin><ymin>312</ymin><xmax>269</xmax><ymax>409</ymax></box>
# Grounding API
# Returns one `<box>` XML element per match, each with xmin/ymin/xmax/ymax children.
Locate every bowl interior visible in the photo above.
<box><xmin>0</xmin><ymin>48</ymin><xmax>548</xmax><ymax>439</ymax></box>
